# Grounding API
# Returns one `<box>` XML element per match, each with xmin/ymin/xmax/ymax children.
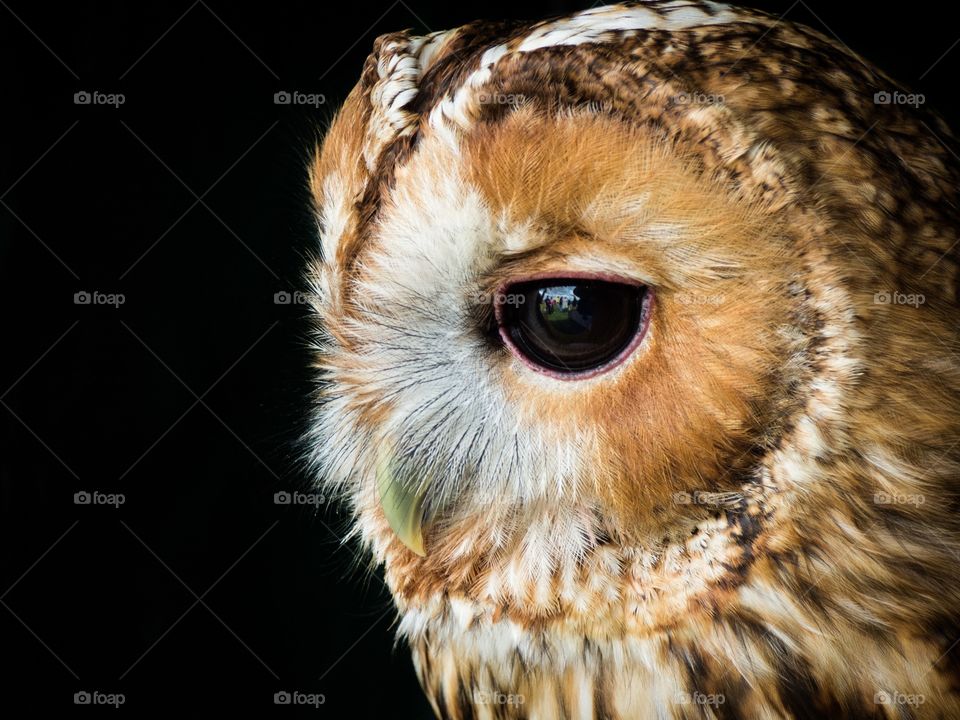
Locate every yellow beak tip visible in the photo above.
<box><xmin>405</xmin><ymin>538</ymin><xmax>427</xmax><ymax>557</ymax></box>
<box><xmin>376</xmin><ymin>446</ymin><xmax>429</xmax><ymax>558</ymax></box>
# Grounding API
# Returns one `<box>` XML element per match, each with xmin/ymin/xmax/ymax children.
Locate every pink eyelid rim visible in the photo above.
<box><xmin>492</xmin><ymin>272</ymin><xmax>655</xmax><ymax>381</ymax></box>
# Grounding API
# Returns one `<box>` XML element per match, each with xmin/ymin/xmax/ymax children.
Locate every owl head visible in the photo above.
<box><xmin>305</xmin><ymin>2</ymin><xmax>960</xmax><ymax>706</ymax></box>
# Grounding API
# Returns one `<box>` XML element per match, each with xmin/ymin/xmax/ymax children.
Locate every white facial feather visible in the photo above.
<box><xmin>311</xmin><ymin>135</ymin><xmax>601</xmax><ymax>563</ymax></box>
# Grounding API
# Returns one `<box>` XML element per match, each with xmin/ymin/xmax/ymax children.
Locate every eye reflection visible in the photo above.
<box><xmin>538</xmin><ymin>285</ymin><xmax>594</xmax><ymax>336</ymax></box>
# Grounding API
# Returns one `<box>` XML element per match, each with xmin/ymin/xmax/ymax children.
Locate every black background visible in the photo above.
<box><xmin>1</xmin><ymin>1</ymin><xmax>957</xmax><ymax>716</ymax></box>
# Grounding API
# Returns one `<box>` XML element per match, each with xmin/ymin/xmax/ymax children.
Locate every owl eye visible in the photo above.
<box><xmin>495</xmin><ymin>277</ymin><xmax>651</xmax><ymax>378</ymax></box>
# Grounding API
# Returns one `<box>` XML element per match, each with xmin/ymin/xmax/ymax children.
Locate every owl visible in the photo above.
<box><xmin>304</xmin><ymin>1</ymin><xmax>960</xmax><ymax>718</ymax></box>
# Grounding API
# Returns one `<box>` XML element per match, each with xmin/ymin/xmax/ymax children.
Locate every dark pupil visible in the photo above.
<box><xmin>501</xmin><ymin>280</ymin><xmax>645</xmax><ymax>372</ymax></box>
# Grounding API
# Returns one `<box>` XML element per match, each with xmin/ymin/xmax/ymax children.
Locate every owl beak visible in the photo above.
<box><xmin>376</xmin><ymin>447</ymin><xmax>428</xmax><ymax>557</ymax></box>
